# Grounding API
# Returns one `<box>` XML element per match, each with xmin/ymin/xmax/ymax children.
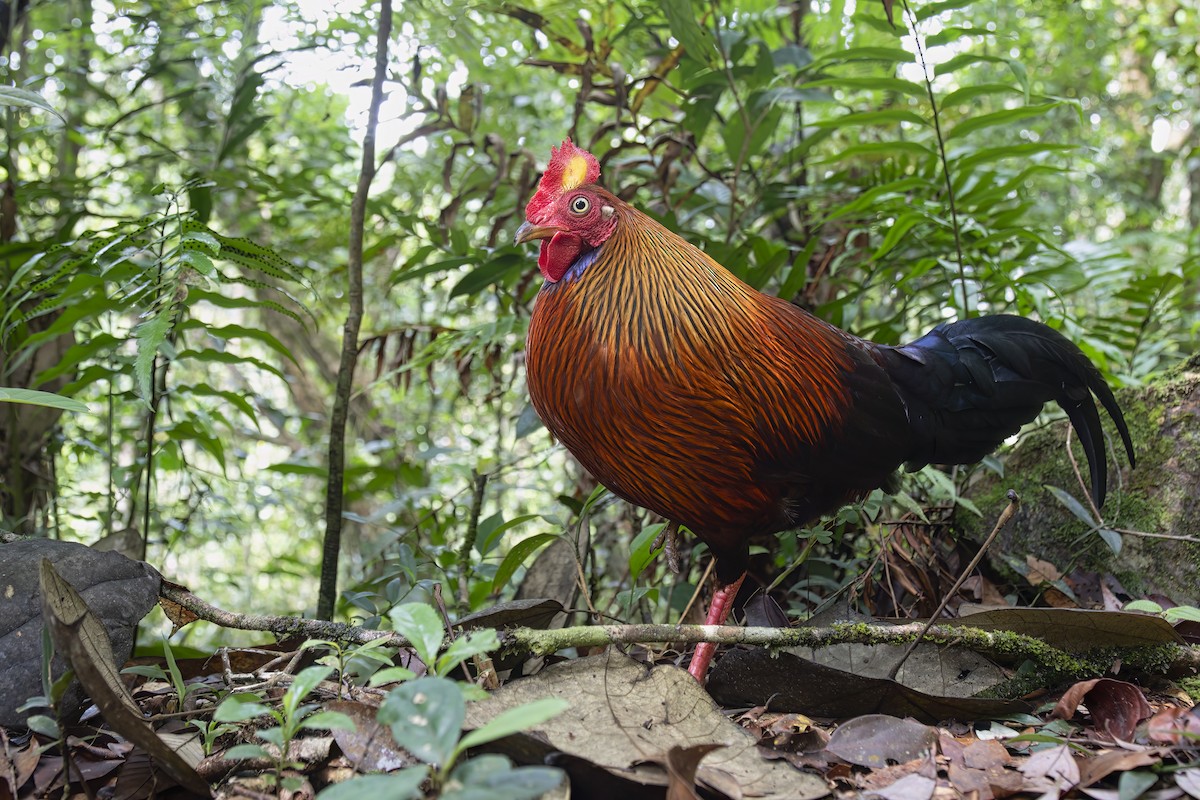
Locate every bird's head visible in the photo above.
<box><xmin>515</xmin><ymin>139</ymin><xmax>618</xmax><ymax>283</ymax></box>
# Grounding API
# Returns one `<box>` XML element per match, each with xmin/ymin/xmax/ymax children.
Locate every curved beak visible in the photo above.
<box><xmin>514</xmin><ymin>221</ymin><xmax>562</xmax><ymax>246</ymax></box>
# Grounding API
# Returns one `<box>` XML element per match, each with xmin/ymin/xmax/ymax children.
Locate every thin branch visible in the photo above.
<box><xmin>160</xmin><ymin>582</ymin><xmax>1200</xmax><ymax>679</ymax></box>
<box><xmin>900</xmin><ymin>0</ymin><xmax>970</xmax><ymax>318</ymax></box>
<box><xmin>317</xmin><ymin>0</ymin><xmax>393</xmax><ymax>620</ymax></box>
<box><xmin>887</xmin><ymin>490</ymin><xmax>1020</xmax><ymax>680</ymax></box>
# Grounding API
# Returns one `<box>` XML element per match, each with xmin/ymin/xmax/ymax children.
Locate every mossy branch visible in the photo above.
<box><xmin>159</xmin><ymin>583</ymin><xmax>1200</xmax><ymax>681</ymax></box>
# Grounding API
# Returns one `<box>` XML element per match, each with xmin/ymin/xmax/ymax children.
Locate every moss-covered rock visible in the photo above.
<box><xmin>956</xmin><ymin>353</ymin><xmax>1200</xmax><ymax>604</ymax></box>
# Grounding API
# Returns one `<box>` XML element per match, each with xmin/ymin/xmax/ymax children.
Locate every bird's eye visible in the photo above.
<box><xmin>570</xmin><ymin>196</ymin><xmax>590</xmax><ymax>215</ymax></box>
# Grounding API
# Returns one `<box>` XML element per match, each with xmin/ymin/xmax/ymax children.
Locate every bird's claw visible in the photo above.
<box><xmin>652</xmin><ymin>519</ymin><xmax>681</xmax><ymax>574</ymax></box>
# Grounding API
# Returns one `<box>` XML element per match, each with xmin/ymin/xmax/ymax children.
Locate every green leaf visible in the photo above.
<box><xmin>1043</xmin><ymin>485</ymin><xmax>1097</xmax><ymax>527</ymax></box>
<box><xmin>301</xmin><ymin>710</ymin><xmax>358</xmax><ymax>732</ymax></box>
<box><xmin>810</xmin><ymin>46</ymin><xmax>915</xmax><ymax>69</ymax></box>
<box><xmin>1097</xmin><ymin>528</ymin><xmax>1122</xmax><ymax>556</ymax></box>
<box><xmin>0</xmin><ymin>86</ymin><xmax>65</xmax><ymax>121</ymax></box>
<box><xmin>872</xmin><ymin>213</ymin><xmax>923</xmax><ymax>260</ymax></box>
<box><xmin>945</xmin><ymin>103</ymin><xmax>1061</xmax><ymax>141</ymax></box>
<box><xmin>449</xmin><ymin>254</ymin><xmax>525</xmax><ymax>299</ymax></box>
<box><xmin>1164</xmin><ymin>606</ymin><xmax>1200</xmax><ymax>624</ymax></box>
<box><xmin>179</xmin><ymin>248</ymin><xmax>215</xmax><ymax>276</ymax></box>
<box><xmin>629</xmin><ymin>523</ymin><xmax>665</xmax><ymax>581</ymax></box>
<box><xmin>436</xmin><ymin>629</ymin><xmax>499</xmax><ymax>677</ymax></box>
<box><xmin>491</xmin><ymin>533</ymin><xmax>560</xmax><ymax>593</ymax></box>
<box><xmin>369</xmin><ymin>666</ymin><xmax>418</xmax><ymax>686</ymax></box>
<box><xmin>662</xmin><ymin>0</ymin><xmax>719</xmax><ymax>66</ymax></box>
<box><xmin>378</xmin><ymin>676</ymin><xmax>465</xmax><ymax>768</ymax></box>
<box><xmin>214</xmin><ymin>694</ymin><xmax>274</xmax><ymax>723</ymax></box>
<box><xmin>0</xmin><ymin>387</ymin><xmax>88</xmax><ymax>412</ymax></box>
<box><xmin>224</xmin><ymin>743</ymin><xmax>271</xmax><ymax>760</ymax></box>
<box><xmin>283</xmin><ymin>666</ymin><xmax>334</xmax><ymax>719</ymax></box>
<box><xmin>940</xmin><ymin>83</ymin><xmax>1023</xmax><ymax>108</ymax></box>
<box><xmin>133</xmin><ymin>304</ymin><xmax>178</xmax><ymax>403</ymax></box>
<box><xmin>316</xmin><ymin>768</ymin><xmax>429</xmax><ymax>800</ymax></box>
<box><xmin>890</xmin><ymin>492</ymin><xmax>930</xmax><ymax>524</ymax></box>
<box><xmin>442</xmin><ymin>755</ymin><xmax>563</xmax><ymax>800</ymax></box>
<box><xmin>476</xmin><ymin>513</ymin><xmax>540</xmax><ymax>557</ymax></box>
<box><xmin>800</xmin><ymin>76</ymin><xmax>927</xmax><ymax>97</ymax></box>
<box><xmin>1123</xmin><ymin>599</ymin><xmax>1163</xmax><ymax>615</ymax></box>
<box><xmin>811</xmin><ymin>109</ymin><xmax>928</xmax><ymax>129</ymax></box>
<box><xmin>390</xmin><ymin>603</ymin><xmax>445</xmax><ymax>668</ymax></box>
<box><xmin>455</xmin><ymin>697</ymin><xmax>569</xmax><ymax>754</ymax></box>
<box><xmin>936</xmin><ymin>53</ymin><xmax>1029</xmax><ymax>92</ymax></box>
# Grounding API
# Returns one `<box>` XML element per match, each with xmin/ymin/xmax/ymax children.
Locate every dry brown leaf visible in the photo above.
<box><xmin>1050</xmin><ymin>678</ymin><xmax>1152</xmax><ymax>740</ymax></box>
<box><xmin>1076</xmin><ymin>747</ymin><xmax>1166</xmax><ymax>788</ymax></box>
<box><xmin>1026</xmin><ymin>556</ymin><xmax>1062</xmax><ymax>584</ymax></box>
<box><xmin>664</xmin><ymin>744</ymin><xmax>724</xmax><ymax>800</ymax></box>
<box><xmin>1019</xmin><ymin>744</ymin><xmax>1080</xmax><ymax>792</ymax></box>
<box><xmin>826</xmin><ymin>715</ymin><xmax>937</xmax><ymax>769</ymax></box>
<box><xmin>39</xmin><ymin>561</ymin><xmax>210</xmax><ymax>797</ymax></box>
<box><xmin>464</xmin><ymin>651</ymin><xmax>826</xmax><ymax>799</ymax></box>
<box><xmin>962</xmin><ymin>739</ymin><xmax>1010</xmax><ymax>770</ymax></box>
<box><xmin>1147</xmin><ymin>706</ymin><xmax>1200</xmax><ymax>744</ymax></box>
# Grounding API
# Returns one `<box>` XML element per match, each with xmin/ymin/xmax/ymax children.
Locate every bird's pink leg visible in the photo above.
<box><xmin>686</xmin><ymin>572</ymin><xmax>746</xmax><ymax>682</ymax></box>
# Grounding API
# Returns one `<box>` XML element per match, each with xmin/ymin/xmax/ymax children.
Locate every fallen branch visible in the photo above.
<box><xmin>159</xmin><ymin>583</ymin><xmax>1200</xmax><ymax>680</ymax></box>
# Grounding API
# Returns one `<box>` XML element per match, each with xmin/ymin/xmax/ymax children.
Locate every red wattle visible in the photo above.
<box><xmin>538</xmin><ymin>232</ymin><xmax>586</xmax><ymax>282</ymax></box>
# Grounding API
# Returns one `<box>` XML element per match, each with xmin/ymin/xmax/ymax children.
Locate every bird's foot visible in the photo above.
<box><xmin>652</xmin><ymin>519</ymin><xmax>681</xmax><ymax>574</ymax></box>
<box><xmin>686</xmin><ymin>572</ymin><xmax>747</xmax><ymax>682</ymax></box>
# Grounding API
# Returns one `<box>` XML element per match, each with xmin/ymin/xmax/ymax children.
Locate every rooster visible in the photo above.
<box><xmin>515</xmin><ymin>139</ymin><xmax>1135</xmax><ymax>681</ymax></box>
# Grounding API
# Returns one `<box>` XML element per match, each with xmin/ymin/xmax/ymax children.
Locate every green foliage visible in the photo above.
<box><xmin>374</xmin><ymin>676</ymin><xmax>565</xmax><ymax>797</ymax></box>
<box><xmin>214</xmin><ymin>665</ymin><xmax>355</xmax><ymax>784</ymax></box>
<box><xmin>0</xmin><ymin>0</ymin><xmax>1195</xmax><ymax>637</ymax></box>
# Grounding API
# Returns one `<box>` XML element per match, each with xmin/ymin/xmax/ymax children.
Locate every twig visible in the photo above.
<box><xmin>317</xmin><ymin>0</ymin><xmax>393</xmax><ymax>619</ymax></box>
<box><xmin>900</xmin><ymin>0</ymin><xmax>970</xmax><ymax>318</ymax></box>
<box><xmin>886</xmin><ymin>490</ymin><xmax>1021</xmax><ymax>680</ymax></box>
<box><xmin>1064</xmin><ymin>425</ymin><xmax>1105</xmax><ymax>524</ymax></box>
<box><xmin>679</xmin><ymin>558</ymin><xmax>714</xmax><ymax>623</ymax></box>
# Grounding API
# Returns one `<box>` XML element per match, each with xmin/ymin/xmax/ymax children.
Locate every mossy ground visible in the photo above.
<box><xmin>954</xmin><ymin>357</ymin><xmax>1200</xmax><ymax>604</ymax></box>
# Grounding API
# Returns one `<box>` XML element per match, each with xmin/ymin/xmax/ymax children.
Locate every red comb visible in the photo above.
<box><xmin>525</xmin><ymin>139</ymin><xmax>601</xmax><ymax>223</ymax></box>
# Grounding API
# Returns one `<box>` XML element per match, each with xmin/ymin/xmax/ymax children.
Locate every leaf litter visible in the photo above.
<box><xmin>4</xmin><ymin>579</ymin><xmax>1200</xmax><ymax>799</ymax></box>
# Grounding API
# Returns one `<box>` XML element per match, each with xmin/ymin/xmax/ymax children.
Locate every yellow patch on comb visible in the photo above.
<box><xmin>560</xmin><ymin>154</ymin><xmax>590</xmax><ymax>191</ymax></box>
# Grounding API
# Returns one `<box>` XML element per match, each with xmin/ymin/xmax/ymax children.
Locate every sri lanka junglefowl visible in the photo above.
<box><xmin>515</xmin><ymin>139</ymin><xmax>1135</xmax><ymax>681</ymax></box>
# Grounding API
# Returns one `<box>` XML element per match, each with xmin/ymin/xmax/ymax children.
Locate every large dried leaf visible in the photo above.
<box><xmin>1050</xmin><ymin>678</ymin><xmax>1152</xmax><ymax>740</ymax></box>
<box><xmin>708</xmin><ymin>648</ymin><xmax>1029</xmax><ymax>723</ymax></box>
<box><xmin>464</xmin><ymin>651</ymin><xmax>828</xmax><ymax>799</ymax></box>
<box><xmin>824</xmin><ymin>715</ymin><xmax>937</xmax><ymax>768</ymax></box>
<box><xmin>1</xmin><ymin>539</ymin><xmax>161</xmax><ymax>726</ymax></box>
<box><xmin>955</xmin><ymin>607</ymin><xmax>1183</xmax><ymax>650</ymax></box>
<box><xmin>39</xmin><ymin>560</ymin><xmax>209</xmax><ymax>797</ymax></box>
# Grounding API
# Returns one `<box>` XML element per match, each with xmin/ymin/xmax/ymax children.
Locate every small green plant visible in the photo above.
<box><xmin>123</xmin><ymin>637</ymin><xmax>210</xmax><ymax>708</ymax></box>
<box><xmin>189</xmin><ymin>718</ymin><xmax>238</xmax><ymax>756</ymax></box>
<box><xmin>1124</xmin><ymin>599</ymin><xmax>1200</xmax><ymax>625</ymax></box>
<box><xmin>214</xmin><ymin>665</ymin><xmax>355</xmax><ymax>790</ymax></box>
<box><xmin>302</xmin><ymin>635</ymin><xmax>398</xmax><ymax>688</ymax></box>
<box><xmin>18</xmin><ymin>629</ymin><xmax>76</xmax><ymax>741</ymax></box>
<box><xmin>318</xmin><ymin>603</ymin><xmax>568</xmax><ymax>799</ymax></box>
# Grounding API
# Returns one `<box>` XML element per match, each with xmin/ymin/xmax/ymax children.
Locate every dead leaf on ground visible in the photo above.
<box><xmin>955</xmin><ymin>607</ymin><xmax>1183</xmax><ymax>651</ymax></box>
<box><xmin>463</xmin><ymin>650</ymin><xmax>828</xmax><ymax>799</ymax></box>
<box><xmin>1147</xmin><ymin>705</ymin><xmax>1200</xmax><ymax>744</ymax></box>
<box><xmin>1050</xmin><ymin>678</ymin><xmax>1152</xmax><ymax>740</ymax></box>
<box><xmin>1076</xmin><ymin>747</ymin><xmax>1166</xmax><ymax>787</ymax></box>
<box><xmin>39</xmin><ymin>560</ymin><xmax>209</xmax><ymax>797</ymax></box>
<box><xmin>707</xmin><ymin>648</ymin><xmax>1028</xmax><ymax>723</ymax></box>
<box><xmin>662</xmin><ymin>744</ymin><xmax>723</xmax><ymax>800</ymax></box>
<box><xmin>325</xmin><ymin>699</ymin><xmax>414</xmax><ymax>772</ymax></box>
<box><xmin>825</xmin><ymin>715</ymin><xmax>936</xmax><ymax>769</ymax></box>
<box><xmin>1019</xmin><ymin>744</ymin><xmax>1080</xmax><ymax>793</ymax></box>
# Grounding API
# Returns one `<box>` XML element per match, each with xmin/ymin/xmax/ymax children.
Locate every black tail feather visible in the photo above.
<box><xmin>874</xmin><ymin>315</ymin><xmax>1135</xmax><ymax>507</ymax></box>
